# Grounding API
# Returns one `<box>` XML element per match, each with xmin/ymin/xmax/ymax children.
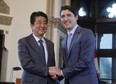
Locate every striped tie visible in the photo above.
<box><xmin>38</xmin><ymin>39</ymin><xmax>46</xmax><ymax>61</ymax></box>
<box><xmin>67</xmin><ymin>33</ymin><xmax>72</xmax><ymax>52</ymax></box>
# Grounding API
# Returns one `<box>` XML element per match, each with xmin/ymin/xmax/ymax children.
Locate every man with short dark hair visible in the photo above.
<box><xmin>18</xmin><ymin>11</ymin><xmax>57</xmax><ymax>84</ymax></box>
<box><xmin>49</xmin><ymin>5</ymin><xmax>99</xmax><ymax>84</ymax></box>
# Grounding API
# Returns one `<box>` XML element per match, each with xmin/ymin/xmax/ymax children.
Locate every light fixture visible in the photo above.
<box><xmin>13</xmin><ymin>67</ymin><xmax>21</xmax><ymax>71</ymax></box>
<box><xmin>9</xmin><ymin>66</ymin><xmax>21</xmax><ymax>82</ymax></box>
<box><xmin>106</xmin><ymin>3</ymin><xmax>116</xmax><ymax>18</ymax></box>
<box><xmin>78</xmin><ymin>7</ymin><xmax>87</xmax><ymax>17</ymax></box>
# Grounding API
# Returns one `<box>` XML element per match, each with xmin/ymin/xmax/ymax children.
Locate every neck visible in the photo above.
<box><xmin>33</xmin><ymin>33</ymin><xmax>44</xmax><ymax>39</ymax></box>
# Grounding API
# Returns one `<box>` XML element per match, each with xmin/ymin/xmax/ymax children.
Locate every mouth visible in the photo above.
<box><xmin>63</xmin><ymin>23</ymin><xmax>70</xmax><ymax>27</ymax></box>
<box><xmin>38</xmin><ymin>28</ymin><xmax>46</xmax><ymax>31</ymax></box>
<box><xmin>63</xmin><ymin>21</ymin><xmax>71</xmax><ymax>25</ymax></box>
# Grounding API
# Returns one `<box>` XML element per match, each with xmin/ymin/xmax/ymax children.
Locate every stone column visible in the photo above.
<box><xmin>65</xmin><ymin>0</ymin><xmax>71</xmax><ymax>5</ymax></box>
<box><xmin>45</xmin><ymin>0</ymin><xmax>54</xmax><ymax>40</ymax></box>
<box><xmin>53</xmin><ymin>0</ymin><xmax>62</xmax><ymax>18</ymax></box>
<box><xmin>62</xmin><ymin>0</ymin><xmax>71</xmax><ymax>6</ymax></box>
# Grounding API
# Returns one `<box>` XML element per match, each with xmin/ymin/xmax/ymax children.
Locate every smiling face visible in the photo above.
<box><xmin>31</xmin><ymin>16</ymin><xmax>47</xmax><ymax>38</ymax></box>
<box><xmin>60</xmin><ymin>9</ymin><xmax>78</xmax><ymax>30</ymax></box>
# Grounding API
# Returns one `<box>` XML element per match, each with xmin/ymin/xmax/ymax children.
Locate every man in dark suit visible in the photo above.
<box><xmin>18</xmin><ymin>11</ymin><xmax>57</xmax><ymax>84</ymax></box>
<box><xmin>49</xmin><ymin>5</ymin><xmax>99</xmax><ymax>84</ymax></box>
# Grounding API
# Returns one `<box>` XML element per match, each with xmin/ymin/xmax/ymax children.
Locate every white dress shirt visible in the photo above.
<box><xmin>33</xmin><ymin>34</ymin><xmax>48</xmax><ymax>64</ymax></box>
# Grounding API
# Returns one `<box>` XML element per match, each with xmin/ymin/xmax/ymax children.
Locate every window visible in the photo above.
<box><xmin>100</xmin><ymin>34</ymin><xmax>112</xmax><ymax>49</ymax></box>
<box><xmin>97</xmin><ymin>33</ymin><xmax>116</xmax><ymax>83</ymax></box>
<box><xmin>100</xmin><ymin>57</ymin><xmax>112</xmax><ymax>83</ymax></box>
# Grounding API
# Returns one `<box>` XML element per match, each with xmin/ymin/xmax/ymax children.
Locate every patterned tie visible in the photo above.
<box><xmin>38</xmin><ymin>39</ymin><xmax>46</xmax><ymax>61</ymax></box>
<box><xmin>67</xmin><ymin>33</ymin><xmax>72</xmax><ymax>52</ymax></box>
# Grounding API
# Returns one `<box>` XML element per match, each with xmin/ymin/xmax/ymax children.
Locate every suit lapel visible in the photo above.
<box><xmin>28</xmin><ymin>34</ymin><xmax>46</xmax><ymax>65</ymax></box>
<box><xmin>67</xmin><ymin>26</ymin><xmax>81</xmax><ymax>60</ymax></box>
<box><xmin>28</xmin><ymin>34</ymin><xmax>40</xmax><ymax>52</ymax></box>
<box><xmin>62</xmin><ymin>37</ymin><xmax>68</xmax><ymax>64</ymax></box>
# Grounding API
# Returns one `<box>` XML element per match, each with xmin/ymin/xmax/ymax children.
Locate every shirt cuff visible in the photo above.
<box><xmin>61</xmin><ymin>70</ymin><xmax>64</xmax><ymax>77</ymax></box>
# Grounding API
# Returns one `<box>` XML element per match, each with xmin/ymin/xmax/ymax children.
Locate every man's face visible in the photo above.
<box><xmin>31</xmin><ymin>16</ymin><xmax>47</xmax><ymax>38</ymax></box>
<box><xmin>60</xmin><ymin>9</ymin><xmax>78</xmax><ymax>30</ymax></box>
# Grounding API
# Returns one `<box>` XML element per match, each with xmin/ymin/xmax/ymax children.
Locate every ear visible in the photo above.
<box><xmin>30</xmin><ymin>24</ymin><xmax>33</xmax><ymax>28</ymax></box>
<box><xmin>75</xmin><ymin>15</ymin><xmax>78</xmax><ymax>20</ymax></box>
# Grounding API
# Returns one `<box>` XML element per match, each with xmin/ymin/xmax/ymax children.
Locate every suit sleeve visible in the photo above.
<box><xmin>18</xmin><ymin>39</ymin><xmax>49</xmax><ymax>77</ymax></box>
<box><xmin>62</xmin><ymin>29</ymin><xmax>95</xmax><ymax>79</ymax></box>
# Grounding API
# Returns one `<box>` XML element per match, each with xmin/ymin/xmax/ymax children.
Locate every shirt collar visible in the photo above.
<box><xmin>67</xmin><ymin>24</ymin><xmax>78</xmax><ymax>35</ymax></box>
<box><xmin>32</xmin><ymin>34</ymin><xmax>45</xmax><ymax>43</ymax></box>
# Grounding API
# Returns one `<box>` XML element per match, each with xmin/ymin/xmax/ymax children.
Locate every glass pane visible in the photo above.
<box><xmin>100</xmin><ymin>57</ymin><xmax>112</xmax><ymax>83</ymax></box>
<box><xmin>100</xmin><ymin>34</ymin><xmax>112</xmax><ymax>49</ymax></box>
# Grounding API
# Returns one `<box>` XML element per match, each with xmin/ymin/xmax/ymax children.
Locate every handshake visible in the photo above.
<box><xmin>49</xmin><ymin>66</ymin><xmax>62</xmax><ymax>79</ymax></box>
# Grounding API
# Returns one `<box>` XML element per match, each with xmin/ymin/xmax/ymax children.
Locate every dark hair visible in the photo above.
<box><xmin>30</xmin><ymin>11</ymin><xmax>48</xmax><ymax>25</ymax></box>
<box><xmin>60</xmin><ymin>5</ymin><xmax>77</xmax><ymax>16</ymax></box>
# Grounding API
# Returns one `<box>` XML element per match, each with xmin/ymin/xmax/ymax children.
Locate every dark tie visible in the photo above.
<box><xmin>38</xmin><ymin>39</ymin><xmax>46</xmax><ymax>62</ymax></box>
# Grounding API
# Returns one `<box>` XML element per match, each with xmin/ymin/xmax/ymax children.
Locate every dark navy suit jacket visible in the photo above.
<box><xmin>18</xmin><ymin>34</ymin><xmax>56</xmax><ymax>84</ymax></box>
<box><xmin>61</xmin><ymin>26</ymin><xmax>99</xmax><ymax>84</ymax></box>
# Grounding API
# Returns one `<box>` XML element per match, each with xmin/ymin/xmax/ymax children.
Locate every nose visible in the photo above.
<box><xmin>63</xmin><ymin>16</ymin><xmax>68</xmax><ymax>21</ymax></box>
<box><xmin>40</xmin><ymin>23</ymin><xmax>46</xmax><ymax>27</ymax></box>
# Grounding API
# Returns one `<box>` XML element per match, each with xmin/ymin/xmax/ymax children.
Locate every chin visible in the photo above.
<box><xmin>65</xmin><ymin>27</ymin><xmax>71</xmax><ymax>29</ymax></box>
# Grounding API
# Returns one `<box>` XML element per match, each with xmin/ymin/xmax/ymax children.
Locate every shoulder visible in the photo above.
<box><xmin>18</xmin><ymin>34</ymin><xmax>32</xmax><ymax>43</ymax></box>
<box><xmin>80</xmin><ymin>27</ymin><xmax>92</xmax><ymax>32</ymax></box>
<box><xmin>79</xmin><ymin>27</ymin><xmax>95</xmax><ymax>42</ymax></box>
<box><xmin>44</xmin><ymin>38</ymin><xmax>54</xmax><ymax>45</ymax></box>
<box><xmin>80</xmin><ymin>27</ymin><xmax>94</xmax><ymax>36</ymax></box>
